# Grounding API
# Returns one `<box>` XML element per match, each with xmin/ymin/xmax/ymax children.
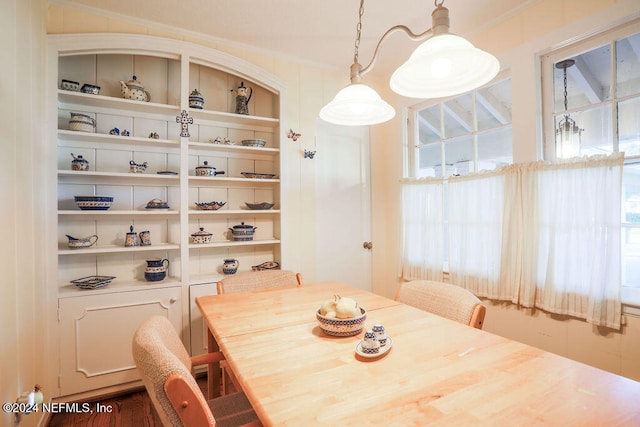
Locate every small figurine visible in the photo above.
<box><xmin>109</xmin><ymin>127</ymin><xmax>120</xmax><ymax>135</ymax></box>
<box><xmin>148</xmin><ymin>132</ymin><xmax>159</xmax><ymax>139</ymax></box>
<box><xmin>121</xmin><ymin>129</ymin><xmax>130</xmax><ymax>136</ymax></box>
<box><xmin>287</xmin><ymin>128</ymin><xmax>301</xmax><ymax>141</ymax></box>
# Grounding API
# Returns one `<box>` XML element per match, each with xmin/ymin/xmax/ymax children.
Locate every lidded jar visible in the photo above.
<box><xmin>70</xmin><ymin>153</ymin><xmax>89</xmax><ymax>171</ymax></box>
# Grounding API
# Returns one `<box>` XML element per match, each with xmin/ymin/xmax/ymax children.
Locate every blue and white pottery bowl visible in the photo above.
<box><xmin>74</xmin><ymin>195</ymin><xmax>113</xmax><ymax>210</ymax></box>
<box><xmin>316</xmin><ymin>307</ymin><xmax>366</xmax><ymax>337</ymax></box>
<box><xmin>80</xmin><ymin>83</ymin><xmax>100</xmax><ymax>95</ymax></box>
<box><xmin>69</xmin><ymin>112</ymin><xmax>96</xmax><ymax>133</ymax></box>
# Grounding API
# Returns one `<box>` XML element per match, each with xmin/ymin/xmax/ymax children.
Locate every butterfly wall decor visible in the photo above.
<box><xmin>287</xmin><ymin>128</ymin><xmax>301</xmax><ymax>141</ymax></box>
<box><xmin>304</xmin><ymin>149</ymin><xmax>316</xmax><ymax>159</ymax></box>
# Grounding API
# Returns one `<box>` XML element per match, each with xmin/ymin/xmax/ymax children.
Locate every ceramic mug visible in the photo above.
<box><xmin>139</xmin><ymin>230</ymin><xmax>151</xmax><ymax>246</ymax></box>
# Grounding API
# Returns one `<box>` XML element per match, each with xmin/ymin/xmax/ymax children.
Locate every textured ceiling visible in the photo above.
<box><xmin>55</xmin><ymin>0</ymin><xmax>537</xmax><ymax>79</ymax></box>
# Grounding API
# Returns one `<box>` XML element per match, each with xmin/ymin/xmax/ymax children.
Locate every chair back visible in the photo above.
<box><xmin>132</xmin><ymin>316</ymin><xmax>212</xmax><ymax>427</ymax></box>
<box><xmin>217</xmin><ymin>270</ymin><xmax>302</xmax><ymax>294</ymax></box>
<box><xmin>395</xmin><ymin>280</ymin><xmax>486</xmax><ymax>329</ymax></box>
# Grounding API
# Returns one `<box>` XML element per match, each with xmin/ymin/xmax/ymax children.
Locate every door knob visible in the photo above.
<box><xmin>363</xmin><ymin>241</ymin><xmax>373</xmax><ymax>250</ymax></box>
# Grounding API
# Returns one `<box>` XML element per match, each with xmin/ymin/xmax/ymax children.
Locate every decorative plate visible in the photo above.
<box><xmin>241</xmin><ymin>172</ymin><xmax>277</xmax><ymax>179</ymax></box>
<box><xmin>195</xmin><ymin>201</ymin><xmax>226</xmax><ymax>210</ymax></box>
<box><xmin>71</xmin><ymin>275</ymin><xmax>116</xmax><ymax>289</ymax></box>
<box><xmin>245</xmin><ymin>202</ymin><xmax>274</xmax><ymax>210</ymax></box>
<box><xmin>251</xmin><ymin>261</ymin><xmax>280</xmax><ymax>271</ymax></box>
<box><xmin>355</xmin><ymin>336</ymin><xmax>393</xmax><ymax>359</ymax></box>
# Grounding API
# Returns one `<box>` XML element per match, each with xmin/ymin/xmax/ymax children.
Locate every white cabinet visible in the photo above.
<box><xmin>58</xmin><ymin>286</ymin><xmax>181</xmax><ymax>396</ymax></box>
<box><xmin>47</xmin><ymin>34</ymin><xmax>286</xmax><ymax>398</ymax></box>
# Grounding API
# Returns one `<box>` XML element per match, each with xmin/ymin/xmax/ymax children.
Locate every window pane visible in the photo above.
<box><xmin>476</xmin><ymin>79</ymin><xmax>512</xmax><ymax>131</ymax></box>
<box><xmin>417</xmin><ymin>105</ymin><xmax>440</xmax><ymax>144</ymax></box>
<box><xmin>417</xmin><ymin>143</ymin><xmax>441</xmax><ymax>178</ymax></box>
<box><xmin>477</xmin><ymin>127</ymin><xmax>513</xmax><ymax>171</ymax></box>
<box><xmin>623</xmin><ymin>162</ymin><xmax>640</xmax><ymax>288</ymax></box>
<box><xmin>618</xmin><ymin>97</ymin><xmax>640</xmax><ymax>156</ymax></box>
<box><xmin>443</xmin><ymin>94</ymin><xmax>473</xmax><ymax>139</ymax></box>
<box><xmin>553</xmin><ymin>45</ymin><xmax>611</xmax><ymax>113</ymax></box>
<box><xmin>444</xmin><ymin>136</ymin><xmax>474</xmax><ymax>176</ymax></box>
<box><xmin>616</xmin><ymin>32</ymin><xmax>640</xmax><ymax>98</ymax></box>
<box><xmin>554</xmin><ymin>104</ymin><xmax>612</xmax><ymax>156</ymax></box>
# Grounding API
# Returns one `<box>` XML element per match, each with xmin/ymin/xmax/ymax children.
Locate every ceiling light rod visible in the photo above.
<box><xmin>356</xmin><ymin>0</ymin><xmax>453</xmax><ymax>81</ymax></box>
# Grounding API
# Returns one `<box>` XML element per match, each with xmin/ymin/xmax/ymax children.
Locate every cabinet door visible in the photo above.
<box><xmin>58</xmin><ymin>287</ymin><xmax>181</xmax><ymax>396</ymax></box>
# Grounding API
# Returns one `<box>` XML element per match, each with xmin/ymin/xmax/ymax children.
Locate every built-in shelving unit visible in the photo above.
<box><xmin>46</xmin><ymin>34</ymin><xmax>286</xmax><ymax>398</ymax></box>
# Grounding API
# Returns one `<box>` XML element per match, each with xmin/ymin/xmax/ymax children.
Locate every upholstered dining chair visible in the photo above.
<box><xmin>395</xmin><ymin>280</ymin><xmax>486</xmax><ymax>329</ymax></box>
<box><xmin>216</xmin><ymin>270</ymin><xmax>303</xmax><ymax>294</ymax></box>
<box><xmin>132</xmin><ymin>316</ymin><xmax>262</xmax><ymax>427</ymax></box>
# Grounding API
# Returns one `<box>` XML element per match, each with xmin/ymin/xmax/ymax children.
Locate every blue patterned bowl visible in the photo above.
<box><xmin>316</xmin><ymin>307</ymin><xmax>366</xmax><ymax>337</ymax></box>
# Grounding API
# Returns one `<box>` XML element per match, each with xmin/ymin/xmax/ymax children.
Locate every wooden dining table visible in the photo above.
<box><xmin>196</xmin><ymin>281</ymin><xmax>640</xmax><ymax>426</ymax></box>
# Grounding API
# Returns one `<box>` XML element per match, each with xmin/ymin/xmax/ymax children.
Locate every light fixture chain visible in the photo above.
<box><xmin>354</xmin><ymin>0</ymin><xmax>365</xmax><ymax>64</ymax></box>
<box><xmin>563</xmin><ymin>67</ymin><xmax>568</xmax><ymax>112</ymax></box>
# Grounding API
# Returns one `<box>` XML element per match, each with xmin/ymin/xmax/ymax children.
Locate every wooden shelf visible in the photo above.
<box><xmin>188</xmin><ymin>209</ymin><xmax>279</xmax><ymax>215</ymax></box>
<box><xmin>58</xmin><ymin>90</ymin><xmax>180</xmax><ymax>117</ymax></box>
<box><xmin>58</xmin><ymin>129</ymin><xmax>179</xmax><ymax>149</ymax></box>
<box><xmin>59</xmin><ymin>209</ymin><xmax>180</xmax><ymax>216</ymax></box>
<box><xmin>58</xmin><ymin>243</ymin><xmax>180</xmax><ymax>255</ymax></box>
<box><xmin>188</xmin><ymin>239</ymin><xmax>280</xmax><ymax>249</ymax></box>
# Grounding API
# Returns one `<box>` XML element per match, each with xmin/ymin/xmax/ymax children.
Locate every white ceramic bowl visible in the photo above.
<box><xmin>316</xmin><ymin>307</ymin><xmax>367</xmax><ymax>337</ymax></box>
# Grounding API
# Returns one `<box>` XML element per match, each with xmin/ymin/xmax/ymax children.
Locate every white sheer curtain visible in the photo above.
<box><xmin>400</xmin><ymin>178</ymin><xmax>444</xmax><ymax>281</ymax></box>
<box><xmin>401</xmin><ymin>154</ymin><xmax>624</xmax><ymax>329</ymax></box>
<box><xmin>521</xmin><ymin>154</ymin><xmax>624</xmax><ymax>329</ymax></box>
<box><xmin>448</xmin><ymin>171</ymin><xmax>512</xmax><ymax>300</ymax></box>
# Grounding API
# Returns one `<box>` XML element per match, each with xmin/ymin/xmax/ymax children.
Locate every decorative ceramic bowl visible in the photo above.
<box><xmin>74</xmin><ymin>195</ymin><xmax>113</xmax><ymax>210</ymax></box>
<box><xmin>69</xmin><ymin>112</ymin><xmax>96</xmax><ymax>133</ymax></box>
<box><xmin>191</xmin><ymin>227</ymin><xmax>212</xmax><ymax>244</ymax></box>
<box><xmin>245</xmin><ymin>202</ymin><xmax>274</xmax><ymax>210</ymax></box>
<box><xmin>228</xmin><ymin>222</ymin><xmax>257</xmax><ymax>241</ymax></box>
<box><xmin>316</xmin><ymin>307</ymin><xmax>367</xmax><ymax>337</ymax></box>
<box><xmin>251</xmin><ymin>261</ymin><xmax>279</xmax><ymax>271</ymax></box>
<box><xmin>80</xmin><ymin>83</ymin><xmax>101</xmax><ymax>95</ymax></box>
<box><xmin>195</xmin><ymin>201</ymin><xmax>226</xmax><ymax>210</ymax></box>
<box><xmin>61</xmin><ymin>79</ymin><xmax>80</xmax><ymax>91</ymax></box>
<box><xmin>241</xmin><ymin>139</ymin><xmax>266</xmax><ymax>147</ymax></box>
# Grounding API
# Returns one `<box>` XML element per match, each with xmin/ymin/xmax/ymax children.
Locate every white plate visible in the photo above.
<box><xmin>355</xmin><ymin>336</ymin><xmax>393</xmax><ymax>359</ymax></box>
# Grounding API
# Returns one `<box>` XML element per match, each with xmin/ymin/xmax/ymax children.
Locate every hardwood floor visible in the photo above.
<box><xmin>46</xmin><ymin>377</ymin><xmax>207</xmax><ymax>427</ymax></box>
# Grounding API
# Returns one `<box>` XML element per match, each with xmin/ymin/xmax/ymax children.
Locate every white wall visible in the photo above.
<box><xmin>0</xmin><ymin>0</ymin><xmax>47</xmax><ymax>426</ymax></box>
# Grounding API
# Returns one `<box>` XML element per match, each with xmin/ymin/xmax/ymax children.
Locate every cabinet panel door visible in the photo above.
<box><xmin>58</xmin><ymin>287</ymin><xmax>181</xmax><ymax>396</ymax></box>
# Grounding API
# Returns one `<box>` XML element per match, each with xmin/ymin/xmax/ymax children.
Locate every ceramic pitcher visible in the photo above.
<box><xmin>144</xmin><ymin>258</ymin><xmax>169</xmax><ymax>282</ymax></box>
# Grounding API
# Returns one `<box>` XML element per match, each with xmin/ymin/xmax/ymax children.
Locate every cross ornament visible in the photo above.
<box><xmin>176</xmin><ymin>110</ymin><xmax>193</xmax><ymax>137</ymax></box>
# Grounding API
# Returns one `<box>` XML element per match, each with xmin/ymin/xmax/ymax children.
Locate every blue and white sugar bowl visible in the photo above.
<box><xmin>189</xmin><ymin>89</ymin><xmax>205</xmax><ymax>109</ymax></box>
<box><xmin>361</xmin><ymin>329</ymin><xmax>380</xmax><ymax>354</ymax></box>
<box><xmin>372</xmin><ymin>323</ymin><xmax>388</xmax><ymax>346</ymax></box>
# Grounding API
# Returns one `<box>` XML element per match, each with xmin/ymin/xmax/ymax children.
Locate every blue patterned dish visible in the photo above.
<box><xmin>316</xmin><ymin>307</ymin><xmax>366</xmax><ymax>337</ymax></box>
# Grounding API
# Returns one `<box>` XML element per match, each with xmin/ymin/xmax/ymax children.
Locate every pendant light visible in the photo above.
<box><xmin>320</xmin><ymin>0</ymin><xmax>500</xmax><ymax>126</ymax></box>
<box><xmin>319</xmin><ymin>0</ymin><xmax>395</xmax><ymax>126</ymax></box>
<box><xmin>390</xmin><ymin>2</ymin><xmax>499</xmax><ymax>98</ymax></box>
<box><xmin>555</xmin><ymin>59</ymin><xmax>583</xmax><ymax>158</ymax></box>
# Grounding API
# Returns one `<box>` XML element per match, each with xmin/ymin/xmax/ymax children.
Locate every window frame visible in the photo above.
<box><xmin>541</xmin><ymin>19</ymin><xmax>640</xmax><ymax>304</ymax></box>
<box><xmin>405</xmin><ymin>71</ymin><xmax>513</xmax><ymax>179</ymax></box>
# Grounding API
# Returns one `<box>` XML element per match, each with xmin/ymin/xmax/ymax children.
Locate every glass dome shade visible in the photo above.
<box><xmin>319</xmin><ymin>83</ymin><xmax>396</xmax><ymax>126</ymax></box>
<box><xmin>390</xmin><ymin>33</ymin><xmax>500</xmax><ymax>99</ymax></box>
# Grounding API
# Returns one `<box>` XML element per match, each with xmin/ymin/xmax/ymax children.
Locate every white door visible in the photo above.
<box><xmin>315</xmin><ymin>120</ymin><xmax>372</xmax><ymax>291</ymax></box>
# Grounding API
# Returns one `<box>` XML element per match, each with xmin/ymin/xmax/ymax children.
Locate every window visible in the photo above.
<box><xmin>409</xmin><ymin>77</ymin><xmax>513</xmax><ymax>178</ymax></box>
<box><xmin>542</xmin><ymin>20</ymin><xmax>640</xmax><ymax>295</ymax></box>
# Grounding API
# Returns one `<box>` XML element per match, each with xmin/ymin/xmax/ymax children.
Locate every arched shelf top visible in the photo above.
<box><xmin>48</xmin><ymin>33</ymin><xmax>286</xmax><ymax>95</ymax></box>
